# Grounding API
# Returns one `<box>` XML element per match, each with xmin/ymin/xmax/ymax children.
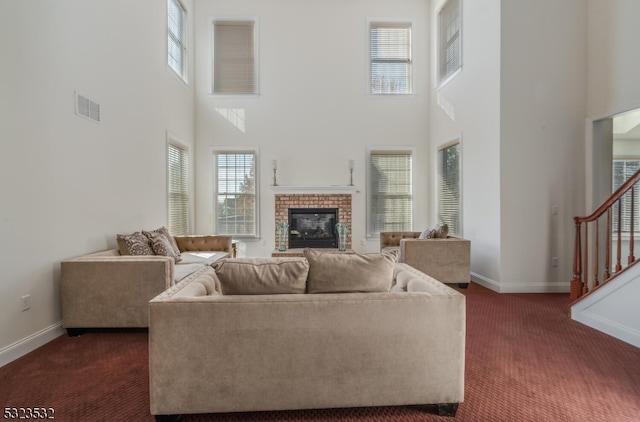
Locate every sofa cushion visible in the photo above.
<box><xmin>116</xmin><ymin>231</ymin><xmax>154</xmax><ymax>256</ymax></box>
<box><xmin>179</xmin><ymin>251</ymin><xmax>228</xmax><ymax>266</ymax></box>
<box><xmin>304</xmin><ymin>248</ymin><xmax>397</xmax><ymax>294</ymax></box>
<box><xmin>212</xmin><ymin>258</ymin><xmax>309</xmax><ymax>295</ymax></box>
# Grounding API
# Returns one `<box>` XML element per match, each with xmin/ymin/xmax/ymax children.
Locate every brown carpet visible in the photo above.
<box><xmin>1</xmin><ymin>283</ymin><xmax>639</xmax><ymax>422</ymax></box>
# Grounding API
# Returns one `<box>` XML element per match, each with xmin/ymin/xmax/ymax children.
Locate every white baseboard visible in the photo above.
<box><xmin>471</xmin><ymin>273</ymin><xmax>571</xmax><ymax>293</ymax></box>
<box><xmin>470</xmin><ymin>273</ymin><xmax>500</xmax><ymax>292</ymax></box>
<box><xmin>0</xmin><ymin>322</ymin><xmax>64</xmax><ymax>368</ymax></box>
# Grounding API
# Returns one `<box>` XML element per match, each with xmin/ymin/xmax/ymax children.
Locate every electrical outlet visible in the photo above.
<box><xmin>551</xmin><ymin>257</ymin><xmax>558</xmax><ymax>268</ymax></box>
<box><xmin>21</xmin><ymin>294</ymin><xmax>31</xmax><ymax>311</ymax></box>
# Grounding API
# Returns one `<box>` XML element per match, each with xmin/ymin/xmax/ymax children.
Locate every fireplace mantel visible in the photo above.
<box><xmin>270</xmin><ymin>185</ymin><xmax>358</xmax><ymax>194</ymax></box>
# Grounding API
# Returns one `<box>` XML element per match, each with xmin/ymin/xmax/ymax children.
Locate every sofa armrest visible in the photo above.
<box><xmin>174</xmin><ymin>235</ymin><xmax>232</xmax><ymax>253</ymax></box>
<box><xmin>61</xmin><ymin>254</ymin><xmax>174</xmax><ymax>329</ymax></box>
<box><xmin>400</xmin><ymin>238</ymin><xmax>470</xmax><ymax>284</ymax></box>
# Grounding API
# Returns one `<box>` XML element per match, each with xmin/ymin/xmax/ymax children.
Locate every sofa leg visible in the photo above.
<box><xmin>457</xmin><ymin>282</ymin><xmax>469</xmax><ymax>289</ymax></box>
<box><xmin>66</xmin><ymin>328</ymin><xmax>83</xmax><ymax>337</ymax></box>
<box><xmin>154</xmin><ymin>415</ymin><xmax>181</xmax><ymax>422</ymax></box>
<box><xmin>437</xmin><ymin>403</ymin><xmax>459</xmax><ymax>417</ymax></box>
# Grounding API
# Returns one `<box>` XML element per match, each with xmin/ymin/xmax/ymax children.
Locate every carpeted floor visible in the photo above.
<box><xmin>1</xmin><ymin>283</ymin><xmax>639</xmax><ymax>421</ymax></box>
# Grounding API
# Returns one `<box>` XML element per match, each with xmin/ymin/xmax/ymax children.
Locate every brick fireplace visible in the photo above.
<box><xmin>275</xmin><ymin>194</ymin><xmax>352</xmax><ymax>250</ymax></box>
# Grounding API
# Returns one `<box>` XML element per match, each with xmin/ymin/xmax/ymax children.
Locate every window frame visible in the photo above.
<box><xmin>212</xmin><ymin>147</ymin><xmax>260</xmax><ymax>238</ymax></box>
<box><xmin>211</xmin><ymin>18</ymin><xmax>259</xmax><ymax>97</ymax></box>
<box><xmin>612</xmin><ymin>158</ymin><xmax>640</xmax><ymax>234</ymax></box>
<box><xmin>366</xmin><ymin>146</ymin><xmax>415</xmax><ymax>237</ymax></box>
<box><xmin>437</xmin><ymin>0</ymin><xmax>462</xmax><ymax>88</ymax></box>
<box><xmin>437</xmin><ymin>140</ymin><xmax>462</xmax><ymax>237</ymax></box>
<box><xmin>167</xmin><ymin>0</ymin><xmax>188</xmax><ymax>83</ymax></box>
<box><xmin>167</xmin><ymin>136</ymin><xmax>191</xmax><ymax>236</ymax></box>
<box><xmin>368</xmin><ymin>20</ymin><xmax>414</xmax><ymax>96</ymax></box>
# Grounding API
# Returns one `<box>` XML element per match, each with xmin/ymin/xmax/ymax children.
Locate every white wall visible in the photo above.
<box><xmin>0</xmin><ymin>0</ymin><xmax>195</xmax><ymax>364</ymax></box>
<box><xmin>429</xmin><ymin>0</ymin><xmax>503</xmax><ymax>287</ymax></box>
<box><xmin>587</xmin><ymin>0</ymin><xmax>640</xmax><ymax>118</ymax></box>
<box><xmin>193</xmin><ymin>0</ymin><xmax>431</xmax><ymax>257</ymax></box>
<box><xmin>429</xmin><ymin>0</ymin><xmax>587</xmax><ymax>293</ymax></box>
<box><xmin>499</xmin><ymin>0</ymin><xmax>587</xmax><ymax>292</ymax></box>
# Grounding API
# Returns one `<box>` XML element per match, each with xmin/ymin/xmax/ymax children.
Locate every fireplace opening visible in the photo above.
<box><xmin>288</xmin><ymin>208</ymin><xmax>338</xmax><ymax>248</ymax></box>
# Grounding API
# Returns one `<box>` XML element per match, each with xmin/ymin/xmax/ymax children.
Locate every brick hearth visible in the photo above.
<box><xmin>275</xmin><ymin>194</ymin><xmax>352</xmax><ymax>250</ymax></box>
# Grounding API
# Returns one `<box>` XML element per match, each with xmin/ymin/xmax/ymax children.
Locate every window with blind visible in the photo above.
<box><xmin>212</xmin><ymin>20</ymin><xmax>257</xmax><ymax>95</ymax></box>
<box><xmin>368</xmin><ymin>149</ymin><xmax>413</xmax><ymax>236</ymax></box>
<box><xmin>612</xmin><ymin>160</ymin><xmax>640</xmax><ymax>233</ymax></box>
<box><xmin>438</xmin><ymin>142</ymin><xmax>461</xmax><ymax>237</ymax></box>
<box><xmin>370</xmin><ymin>22</ymin><xmax>412</xmax><ymax>95</ymax></box>
<box><xmin>438</xmin><ymin>0</ymin><xmax>461</xmax><ymax>84</ymax></box>
<box><xmin>167</xmin><ymin>143</ymin><xmax>190</xmax><ymax>236</ymax></box>
<box><xmin>167</xmin><ymin>0</ymin><xmax>187</xmax><ymax>80</ymax></box>
<box><xmin>214</xmin><ymin>151</ymin><xmax>257</xmax><ymax>237</ymax></box>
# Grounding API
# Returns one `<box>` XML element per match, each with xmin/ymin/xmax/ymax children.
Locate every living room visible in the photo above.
<box><xmin>2</xmin><ymin>0</ymin><xmax>639</xmax><ymax>371</ymax></box>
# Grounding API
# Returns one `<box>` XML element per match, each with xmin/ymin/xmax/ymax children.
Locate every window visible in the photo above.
<box><xmin>438</xmin><ymin>0</ymin><xmax>461</xmax><ymax>84</ymax></box>
<box><xmin>214</xmin><ymin>150</ymin><xmax>257</xmax><ymax>236</ymax></box>
<box><xmin>438</xmin><ymin>142</ymin><xmax>461</xmax><ymax>236</ymax></box>
<box><xmin>167</xmin><ymin>142</ymin><xmax>190</xmax><ymax>236</ymax></box>
<box><xmin>612</xmin><ymin>160</ymin><xmax>640</xmax><ymax>233</ymax></box>
<box><xmin>370</xmin><ymin>22</ymin><xmax>412</xmax><ymax>95</ymax></box>
<box><xmin>212</xmin><ymin>20</ymin><xmax>257</xmax><ymax>94</ymax></box>
<box><xmin>167</xmin><ymin>0</ymin><xmax>187</xmax><ymax>80</ymax></box>
<box><xmin>368</xmin><ymin>149</ymin><xmax>413</xmax><ymax>236</ymax></box>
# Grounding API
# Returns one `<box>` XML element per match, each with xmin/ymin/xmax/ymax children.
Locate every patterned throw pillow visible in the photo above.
<box><xmin>116</xmin><ymin>232</ymin><xmax>154</xmax><ymax>256</ymax></box>
<box><xmin>419</xmin><ymin>229</ymin><xmax>436</xmax><ymax>239</ymax></box>
<box><xmin>143</xmin><ymin>226</ymin><xmax>181</xmax><ymax>255</ymax></box>
<box><xmin>434</xmin><ymin>223</ymin><xmax>449</xmax><ymax>238</ymax></box>
<box><xmin>146</xmin><ymin>231</ymin><xmax>182</xmax><ymax>263</ymax></box>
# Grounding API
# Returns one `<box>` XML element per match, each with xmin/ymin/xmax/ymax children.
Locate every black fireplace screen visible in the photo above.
<box><xmin>288</xmin><ymin>208</ymin><xmax>338</xmax><ymax>248</ymax></box>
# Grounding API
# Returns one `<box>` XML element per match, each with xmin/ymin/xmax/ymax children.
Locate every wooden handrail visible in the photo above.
<box><xmin>570</xmin><ymin>168</ymin><xmax>640</xmax><ymax>301</ymax></box>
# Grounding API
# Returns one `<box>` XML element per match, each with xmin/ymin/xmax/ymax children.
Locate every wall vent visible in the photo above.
<box><xmin>75</xmin><ymin>92</ymin><xmax>101</xmax><ymax>123</ymax></box>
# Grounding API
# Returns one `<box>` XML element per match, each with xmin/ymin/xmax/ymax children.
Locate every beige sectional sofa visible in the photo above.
<box><xmin>61</xmin><ymin>235</ymin><xmax>232</xmax><ymax>335</ymax></box>
<box><xmin>380</xmin><ymin>232</ymin><xmax>471</xmax><ymax>287</ymax></box>
<box><xmin>149</xmin><ymin>249</ymin><xmax>466</xmax><ymax>420</ymax></box>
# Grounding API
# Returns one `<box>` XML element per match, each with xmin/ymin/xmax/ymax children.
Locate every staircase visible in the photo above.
<box><xmin>569</xmin><ymin>169</ymin><xmax>640</xmax><ymax>348</ymax></box>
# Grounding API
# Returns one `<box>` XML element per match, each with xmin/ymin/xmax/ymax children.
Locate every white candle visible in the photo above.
<box><xmin>348</xmin><ymin>160</ymin><xmax>355</xmax><ymax>170</ymax></box>
<box><xmin>272</xmin><ymin>159</ymin><xmax>278</xmax><ymax>170</ymax></box>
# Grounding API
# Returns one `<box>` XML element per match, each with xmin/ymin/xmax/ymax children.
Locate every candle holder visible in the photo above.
<box><xmin>272</xmin><ymin>159</ymin><xmax>278</xmax><ymax>186</ymax></box>
<box><xmin>348</xmin><ymin>160</ymin><xmax>354</xmax><ymax>186</ymax></box>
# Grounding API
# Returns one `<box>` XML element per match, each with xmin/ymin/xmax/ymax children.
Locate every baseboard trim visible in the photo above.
<box><xmin>471</xmin><ymin>273</ymin><xmax>570</xmax><ymax>293</ymax></box>
<box><xmin>0</xmin><ymin>322</ymin><xmax>64</xmax><ymax>368</ymax></box>
<box><xmin>470</xmin><ymin>273</ymin><xmax>500</xmax><ymax>292</ymax></box>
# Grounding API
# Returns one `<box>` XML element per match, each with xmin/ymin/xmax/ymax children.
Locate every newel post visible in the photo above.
<box><xmin>570</xmin><ymin>218</ymin><xmax>584</xmax><ymax>301</ymax></box>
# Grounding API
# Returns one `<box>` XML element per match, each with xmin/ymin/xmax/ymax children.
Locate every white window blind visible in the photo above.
<box><xmin>167</xmin><ymin>0</ymin><xmax>186</xmax><ymax>79</ymax></box>
<box><xmin>368</xmin><ymin>150</ymin><xmax>413</xmax><ymax>235</ymax></box>
<box><xmin>370</xmin><ymin>22</ymin><xmax>412</xmax><ymax>95</ymax></box>
<box><xmin>214</xmin><ymin>151</ymin><xmax>257</xmax><ymax>236</ymax></box>
<box><xmin>438</xmin><ymin>143</ymin><xmax>461</xmax><ymax>236</ymax></box>
<box><xmin>612</xmin><ymin>160</ymin><xmax>640</xmax><ymax>233</ymax></box>
<box><xmin>439</xmin><ymin>0</ymin><xmax>461</xmax><ymax>83</ymax></box>
<box><xmin>168</xmin><ymin>143</ymin><xmax>190</xmax><ymax>236</ymax></box>
<box><xmin>213</xmin><ymin>21</ymin><xmax>256</xmax><ymax>94</ymax></box>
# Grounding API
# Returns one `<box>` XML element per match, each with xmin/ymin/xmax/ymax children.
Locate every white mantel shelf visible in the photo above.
<box><xmin>269</xmin><ymin>185</ymin><xmax>359</xmax><ymax>194</ymax></box>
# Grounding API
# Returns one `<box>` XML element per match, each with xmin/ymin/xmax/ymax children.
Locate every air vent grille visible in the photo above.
<box><xmin>76</xmin><ymin>93</ymin><xmax>101</xmax><ymax>123</ymax></box>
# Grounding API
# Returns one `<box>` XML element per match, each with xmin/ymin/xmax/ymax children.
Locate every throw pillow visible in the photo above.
<box><xmin>116</xmin><ymin>232</ymin><xmax>154</xmax><ymax>256</ymax></box>
<box><xmin>212</xmin><ymin>258</ymin><xmax>309</xmax><ymax>295</ymax></box>
<box><xmin>419</xmin><ymin>229</ymin><xmax>435</xmax><ymax>239</ymax></box>
<box><xmin>148</xmin><ymin>232</ymin><xmax>182</xmax><ymax>263</ymax></box>
<box><xmin>304</xmin><ymin>248</ymin><xmax>398</xmax><ymax>294</ymax></box>
<box><xmin>434</xmin><ymin>223</ymin><xmax>449</xmax><ymax>238</ymax></box>
<box><xmin>143</xmin><ymin>226</ymin><xmax>181</xmax><ymax>256</ymax></box>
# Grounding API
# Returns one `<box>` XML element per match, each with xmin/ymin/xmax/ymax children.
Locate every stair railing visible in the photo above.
<box><xmin>570</xmin><ymin>169</ymin><xmax>640</xmax><ymax>301</ymax></box>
